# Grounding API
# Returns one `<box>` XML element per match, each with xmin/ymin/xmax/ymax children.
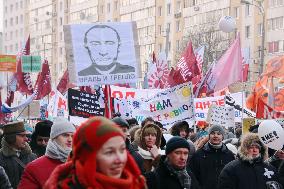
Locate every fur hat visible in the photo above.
<box><xmin>238</xmin><ymin>133</ymin><xmax>267</xmax><ymax>161</ymax></box>
<box><xmin>50</xmin><ymin>117</ymin><xmax>76</xmax><ymax>139</ymax></box>
<box><xmin>3</xmin><ymin>121</ymin><xmax>26</xmax><ymax>135</ymax></box>
<box><xmin>208</xmin><ymin>124</ymin><xmax>225</xmax><ymax>135</ymax></box>
<box><xmin>166</xmin><ymin>136</ymin><xmax>190</xmax><ymax>155</ymax></box>
<box><xmin>33</xmin><ymin>120</ymin><xmax>53</xmax><ymax>137</ymax></box>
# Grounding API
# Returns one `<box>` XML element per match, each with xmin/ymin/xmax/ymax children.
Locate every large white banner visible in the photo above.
<box><xmin>114</xmin><ymin>83</ymin><xmax>195</xmax><ymax>129</ymax></box>
<box><xmin>64</xmin><ymin>22</ymin><xmax>139</xmax><ymax>86</ymax></box>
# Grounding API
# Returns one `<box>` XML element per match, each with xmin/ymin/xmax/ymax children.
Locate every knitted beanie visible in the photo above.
<box><xmin>50</xmin><ymin>117</ymin><xmax>76</xmax><ymax>139</ymax></box>
<box><xmin>3</xmin><ymin>121</ymin><xmax>26</xmax><ymax>135</ymax></box>
<box><xmin>166</xmin><ymin>136</ymin><xmax>190</xmax><ymax>155</ymax></box>
<box><xmin>208</xmin><ymin>124</ymin><xmax>225</xmax><ymax>136</ymax></box>
<box><xmin>112</xmin><ymin>117</ymin><xmax>130</xmax><ymax>129</ymax></box>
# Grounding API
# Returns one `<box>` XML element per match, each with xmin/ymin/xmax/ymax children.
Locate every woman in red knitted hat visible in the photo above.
<box><xmin>44</xmin><ymin>116</ymin><xmax>147</xmax><ymax>189</ymax></box>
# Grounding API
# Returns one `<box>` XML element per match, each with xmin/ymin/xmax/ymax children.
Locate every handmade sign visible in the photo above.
<box><xmin>207</xmin><ymin>104</ymin><xmax>235</xmax><ymax>129</ymax></box>
<box><xmin>68</xmin><ymin>88</ymin><xmax>105</xmax><ymax>118</ymax></box>
<box><xmin>0</xmin><ymin>55</ymin><xmax>17</xmax><ymax>72</ymax></box>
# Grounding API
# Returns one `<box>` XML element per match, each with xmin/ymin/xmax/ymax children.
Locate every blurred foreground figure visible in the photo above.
<box><xmin>44</xmin><ymin>116</ymin><xmax>147</xmax><ymax>189</ymax></box>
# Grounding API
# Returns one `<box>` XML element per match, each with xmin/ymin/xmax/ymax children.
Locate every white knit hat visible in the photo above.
<box><xmin>50</xmin><ymin>117</ymin><xmax>76</xmax><ymax>139</ymax></box>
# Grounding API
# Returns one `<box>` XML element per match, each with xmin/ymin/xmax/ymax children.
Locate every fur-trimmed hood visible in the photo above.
<box><xmin>170</xmin><ymin>121</ymin><xmax>189</xmax><ymax>138</ymax></box>
<box><xmin>0</xmin><ymin>138</ymin><xmax>33</xmax><ymax>157</ymax></box>
<box><xmin>139</xmin><ymin>124</ymin><xmax>162</xmax><ymax>150</ymax></box>
<box><xmin>238</xmin><ymin>133</ymin><xmax>268</xmax><ymax>162</ymax></box>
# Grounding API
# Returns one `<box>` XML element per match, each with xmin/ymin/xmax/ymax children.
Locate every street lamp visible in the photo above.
<box><xmin>241</xmin><ymin>0</ymin><xmax>265</xmax><ymax>76</ymax></box>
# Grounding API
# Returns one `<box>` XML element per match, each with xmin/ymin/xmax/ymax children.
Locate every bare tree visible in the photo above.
<box><xmin>176</xmin><ymin>23</ymin><xmax>234</xmax><ymax>73</ymax></box>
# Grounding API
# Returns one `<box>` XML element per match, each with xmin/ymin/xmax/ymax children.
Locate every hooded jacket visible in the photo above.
<box><xmin>218</xmin><ymin>133</ymin><xmax>282</xmax><ymax>189</ymax></box>
<box><xmin>0</xmin><ymin>138</ymin><xmax>37</xmax><ymax>189</ymax></box>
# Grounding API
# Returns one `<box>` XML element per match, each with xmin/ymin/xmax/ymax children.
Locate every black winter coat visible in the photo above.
<box><xmin>270</xmin><ymin>159</ymin><xmax>284</xmax><ymax>188</ymax></box>
<box><xmin>189</xmin><ymin>143</ymin><xmax>235</xmax><ymax>189</ymax></box>
<box><xmin>218</xmin><ymin>158</ymin><xmax>282</xmax><ymax>189</ymax></box>
<box><xmin>145</xmin><ymin>156</ymin><xmax>200</xmax><ymax>189</ymax></box>
<box><xmin>0</xmin><ymin>166</ymin><xmax>12</xmax><ymax>189</ymax></box>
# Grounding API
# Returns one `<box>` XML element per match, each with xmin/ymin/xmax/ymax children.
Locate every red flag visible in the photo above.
<box><xmin>104</xmin><ymin>85</ymin><xmax>113</xmax><ymax>118</ymax></box>
<box><xmin>256</xmin><ymin>98</ymin><xmax>284</xmax><ymax>119</ymax></box>
<box><xmin>34</xmin><ymin>60</ymin><xmax>51</xmax><ymax>100</ymax></box>
<box><xmin>242</xmin><ymin>63</ymin><xmax>249</xmax><ymax>82</ymax></box>
<box><xmin>175</xmin><ymin>41</ymin><xmax>200</xmax><ymax>82</ymax></box>
<box><xmin>57</xmin><ymin>70</ymin><xmax>75</xmax><ymax>94</ymax></box>
<box><xmin>16</xmin><ymin>35</ymin><xmax>34</xmax><ymax>95</ymax></box>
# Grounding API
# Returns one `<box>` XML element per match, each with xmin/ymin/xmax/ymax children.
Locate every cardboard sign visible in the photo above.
<box><xmin>207</xmin><ymin>104</ymin><xmax>235</xmax><ymax>128</ymax></box>
<box><xmin>0</xmin><ymin>55</ymin><xmax>17</xmax><ymax>72</ymax></box>
<box><xmin>68</xmin><ymin>88</ymin><xmax>105</xmax><ymax>118</ymax></box>
<box><xmin>21</xmin><ymin>55</ymin><xmax>42</xmax><ymax>72</ymax></box>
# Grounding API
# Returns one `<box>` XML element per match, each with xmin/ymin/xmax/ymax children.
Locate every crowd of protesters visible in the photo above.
<box><xmin>0</xmin><ymin>115</ymin><xmax>283</xmax><ymax>189</ymax></box>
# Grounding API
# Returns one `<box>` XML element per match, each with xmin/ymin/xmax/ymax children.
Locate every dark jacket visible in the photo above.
<box><xmin>126</xmin><ymin>138</ymin><xmax>145</xmax><ymax>173</ymax></box>
<box><xmin>18</xmin><ymin>156</ymin><xmax>62</xmax><ymax>189</ymax></box>
<box><xmin>0</xmin><ymin>139</ymin><xmax>37</xmax><ymax>189</ymax></box>
<box><xmin>0</xmin><ymin>166</ymin><xmax>12</xmax><ymax>189</ymax></box>
<box><xmin>189</xmin><ymin>142</ymin><xmax>235</xmax><ymax>189</ymax></box>
<box><xmin>218</xmin><ymin>133</ymin><xmax>282</xmax><ymax>189</ymax></box>
<box><xmin>145</xmin><ymin>156</ymin><xmax>200</xmax><ymax>189</ymax></box>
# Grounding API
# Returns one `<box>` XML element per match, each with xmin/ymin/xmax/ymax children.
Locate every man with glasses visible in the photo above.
<box><xmin>0</xmin><ymin>121</ymin><xmax>37</xmax><ymax>188</ymax></box>
<box><xmin>30</xmin><ymin>120</ymin><xmax>53</xmax><ymax>157</ymax></box>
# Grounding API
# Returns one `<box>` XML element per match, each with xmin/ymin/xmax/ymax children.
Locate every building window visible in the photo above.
<box><xmin>10</xmin><ymin>18</ymin><xmax>13</xmax><ymax>26</ymax></box>
<box><xmin>4</xmin><ymin>20</ymin><xmax>7</xmax><ymax>27</ymax></box>
<box><xmin>101</xmin><ymin>5</ymin><xmax>104</xmax><ymax>14</ymax></box>
<box><xmin>20</xmin><ymin>15</ymin><xmax>23</xmax><ymax>24</ymax></box>
<box><xmin>158</xmin><ymin>25</ymin><xmax>162</xmax><ymax>35</ymax></box>
<box><xmin>10</xmin><ymin>4</ymin><xmax>13</xmax><ymax>12</ymax></box>
<box><xmin>167</xmin><ymin>3</ymin><xmax>171</xmax><ymax>15</ymax></box>
<box><xmin>16</xmin><ymin>16</ymin><xmax>19</xmax><ymax>24</ymax></box>
<box><xmin>20</xmin><ymin>1</ymin><xmax>23</xmax><ymax>8</ymax></box>
<box><xmin>107</xmin><ymin>3</ymin><xmax>110</xmax><ymax>12</ymax></box>
<box><xmin>159</xmin><ymin>43</ymin><xmax>162</xmax><ymax>52</ymax></box>
<box><xmin>168</xmin><ymin>42</ymin><xmax>171</xmax><ymax>52</ymax></box>
<box><xmin>245</xmin><ymin>25</ymin><xmax>251</xmax><ymax>38</ymax></box>
<box><xmin>176</xmin><ymin>40</ymin><xmax>180</xmax><ymax>50</ymax></box>
<box><xmin>176</xmin><ymin>1</ymin><xmax>181</xmax><ymax>12</ymax></box>
<box><xmin>167</xmin><ymin>23</ymin><xmax>171</xmax><ymax>32</ymax></box>
<box><xmin>268</xmin><ymin>41</ymin><xmax>280</xmax><ymax>53</ymax></box>
<box><xmin>176</xmin><ymin>20</ymin><xmax>180</xmax><ymax>32</ymax></box>
<box><xmin>5</xmin><ymin>6</ymin><xmax>7</xmax><ymax>13</ymax></box>
<box><xmin>257</xmin><ymin>23</ymin><xmax>263</xmax><ymax>36</ymax></box>
<box><xmin>115</xmin><ymin>1</ymin><xmax>118</xmax><ymax>10</ymax></box>
<box><xmin>245</xmin><ymin>4</ymin><xmax>251</xmax><ymax>16</ymax></box>
<box><xmin>158</xmin><ymin>6</ymin><xmax>162</xmax><ymax>16</ymax></box>
<box><xmin>16</xmin><ymin>2</ymin><xmax>18</xmax><ymax>10</ymax></box>
<box><xmin>234</xmin><ymin>7</ymin><xmax>239</xmax><ymax>18</ymax></box>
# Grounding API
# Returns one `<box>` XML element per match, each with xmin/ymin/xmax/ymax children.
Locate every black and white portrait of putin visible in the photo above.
<box><xmin>78</xmin><ymin>25</ymin><xmax>135</xmax><ymax>76</ymax></box>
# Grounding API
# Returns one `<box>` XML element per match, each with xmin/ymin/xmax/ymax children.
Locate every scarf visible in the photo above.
<box><xmin>137</xmin><ymin>146</ymin><xmax>165</xmax><ymax>160</ymax></box>
<box><xmin>209</xmin><ymin>141</ymin><xmax>223</xmax><ymax>149</ymax></box>
<box><xmin>45</xmin><ymin>140</ymin><xmax>71</xmax><ymax>162</ymax></box>
<box><xmin>165</xmin><ymin>158</ymin><xmax>191</xmax><ymax>189</ymax></box>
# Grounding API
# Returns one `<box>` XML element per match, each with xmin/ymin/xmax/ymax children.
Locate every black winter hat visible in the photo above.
<box><xmin>166</xmin><ymin>136</ymin><xmax>190</xmax><ymax>155</ymax></box>
<box><xmin>33</xmin><ymin>120</ymin><xmax>53</xmax><ymax>137</ymax></box>
<box><xmin>112</xmin><ymin>117</ymin><xmax>130</xmax><ymax>129</ymax></box>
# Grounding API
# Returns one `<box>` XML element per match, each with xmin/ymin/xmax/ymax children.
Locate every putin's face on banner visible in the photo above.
<box><xmin>85</xmin><ymin>26</ymin><xmax>120</xmax><ymax>67</ymax></box>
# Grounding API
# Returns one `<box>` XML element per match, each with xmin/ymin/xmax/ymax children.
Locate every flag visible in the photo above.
<box><xmin>194</xmin><ymin>62</ymin><xmax>216</xmax><ymax>97</ymax></box>
<box><xmin>213</xmin><ymin>34</ymin><xmax>243</xmax><ymax>92</ymax></box>
<box><xmin>16</xmin><ymin>35</ymin><xmax>34</xmax><ymax>95</ymax></box>
<box><xmin>194</xmin><ymin>45</ymin><xmax>205</xmax><ymax>75</ymax></box>
<box><xmin>242</xmin><ymin>48</ymin><xmax>250</xmax><ymax>82</ymax></box>
<box><xmin>104</xmin><ymin>85</ymin><xmax>113</xmax><ymax>118</ymax></box>
<box><xmin>256</xmin><ymin>98</ymin><xmax>284</xmax><ymax>119</ymax></box>
<box><xmin>268</xmin><ymin>77</ymin><xmax>275</xmax><ymax>108</ymax></box>
<box><xmin>174</xmin><ymin>41</ymin><xmax>200</xmax><ymax>84</ymax></box>
<box><xmin>262</xmin><ymin>55</ymin><xmax>284</xmax><ymax>78</ymax></box>
<box><xmin>147</xmin><ymin>52</ymin><xmax>170</xmax><ymax>89</ymax></box>
<box><xmin>0</xmin><ymin>91</ymin><xmax>6</xmax><ymax>124</ymax></box>
<box><xmin>34</xmin><ymin>59</ymin><xmax>51</xmax><ymax>100</ymax></box>
<box><xmin>5</xmin><ymin>74</ymin><xmax>17</xmax><ymax>106</ymax></box>
<box><xmin>57</xmin><ymin>70</ymin><xmax>69</xmax><ymax>94</ymax></box>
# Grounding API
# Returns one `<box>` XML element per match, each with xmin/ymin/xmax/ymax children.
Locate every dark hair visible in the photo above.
<box><xmin>126</xmin><ymin>118</ymin><xmax>138</xmax><ymax>127</ymax></box>
<box><xmin>154</xmin><ymin>121</ymin><xmax>163</xmax><ymax>129</ymax></box>
<box><xmin>170</xmin><ymin>121</ymin><xmax>190</xmax><ymax>138</ymax></box>
<box><xmin>141</xmin><ymin>117</ymin><xmax>154</xmax><ymax>128</ymax></box>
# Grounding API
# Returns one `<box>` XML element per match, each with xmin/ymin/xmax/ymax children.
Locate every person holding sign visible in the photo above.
<box><xmin>218</xmin><ymin>133</ymin><xmax>282</xmax><ymax>189</ymax></box>
<box><xmin>78</xmin><ymin>25</ymin><xmax>135</xmax><ymax>76</ymax></box>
